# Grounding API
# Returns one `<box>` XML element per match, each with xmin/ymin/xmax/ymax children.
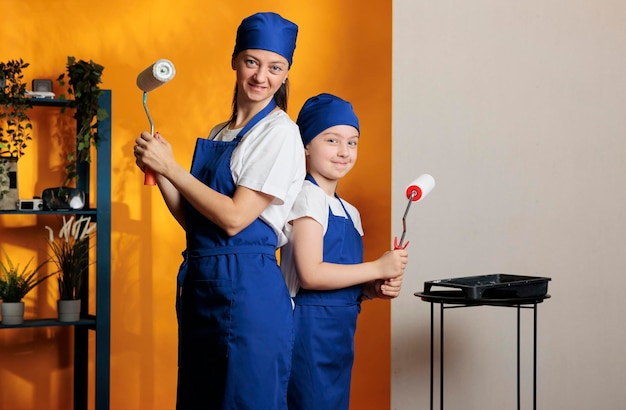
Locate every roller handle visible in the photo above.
<box><xmin>142</xmin><ymin>92</ymin><xmax>157</xmax><ymax>186</ymax></box>
<box><xmin>144</xmin><ymin>169</ymin><xmax>156</xmax><ymax>186</ymax></box>
<box><xmin>138</xmin><ymin>58</ymin><xmax>175</xmax><ymax>187</ymax></box>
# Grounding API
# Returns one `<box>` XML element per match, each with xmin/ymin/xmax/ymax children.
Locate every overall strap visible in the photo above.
<box><xmin>236</xmin><ymin>99</ymin><xmax>278</xmax><ymax>140</ymax></box>
<box><xmin>305</xmin><ymin>173</ymin><xmax>354</xmax><ymax>223</ymax></box>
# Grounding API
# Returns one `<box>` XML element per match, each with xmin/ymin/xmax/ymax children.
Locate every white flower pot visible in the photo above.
<box><xmin>57</xmin><ymin>299</ymin><xmax>81</xmax><ymax>322</ymax></box>
<box><xmin>1</xmin><ymin>301</ymin><xmax>25</xmax><ymax>325</ymax></box>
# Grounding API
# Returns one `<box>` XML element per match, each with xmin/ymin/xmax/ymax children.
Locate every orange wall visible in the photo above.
<box><xmin>1</xmin><ymin>1</ymin><xmax>391</xmax><ymax>409</ymax></box>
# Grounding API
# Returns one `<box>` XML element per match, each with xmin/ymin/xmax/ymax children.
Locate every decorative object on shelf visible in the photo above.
<box><xmin>17</xmin><ymin>197</ymin><xmax>43</xmax><ymax>211</ymax></box>
<box><xmin>0</xmin><ymin>157</ymin><xmax>18</xmax><ymax>210</ymax></box>
<box><xmin>0</xmin><ymin>250</ymin><xmax>52</xmax><ymax>325</ymax></box>
<box><xmin>32</xmin><ymin>79</ymin><xmax>53</xmax><ymax>93</ymax></box>
<box><xmin>46</xmin><ymin>215</ymin><xmax>96</xmax><ymax>322</ymax></box>
<box><xmin>41</xmin><ymin>186</ymin><xmax>85</xmax><ymax>210</ymax></box>
<box><xmin>0</xmin><ymin>59</ymin><xmax>33</xmax><ymax>210</ymax></box>
<box><xmin>27</xmin><ymin>79</ymin><xmax>55</xmax><ymax>99</ymax></box>
<box><xmin>56</xmin><ymin>56</ymin><xmax>107</xmax><ymax>186</ymax></box>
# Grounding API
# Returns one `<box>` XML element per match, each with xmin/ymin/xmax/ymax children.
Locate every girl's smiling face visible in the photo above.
<box><xmin>305</xmin><ymin>125</ymin><xmax>359</xmax><ymax>192</ymax></box>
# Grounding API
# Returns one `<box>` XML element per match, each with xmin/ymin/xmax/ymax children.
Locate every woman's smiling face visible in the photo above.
<box><xmin>233</xmin><ymin>49</ymin><xmax>289</xmax><ymax>106</ymax></box>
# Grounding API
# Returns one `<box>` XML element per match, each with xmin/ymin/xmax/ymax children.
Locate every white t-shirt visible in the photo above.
<box><xmin>280</xmin><ymin>180</ymin><xmax>364</xmax><ymax>296</ymax></box>
<box><xmin>208</xmin><ymin>110</ymin><xmax>305</xmax><ymax>247</ymax></box>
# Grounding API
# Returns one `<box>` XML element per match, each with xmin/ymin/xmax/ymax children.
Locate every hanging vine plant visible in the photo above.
<box><xmin>0</xmin><ymin>59</ymin><xmax>33</xmax><ymax>159</ymax></box>
<box><xmin>56</xmin><ymin>57</ymin><xmax>107</xmax><ymax>185</ymax></box>
<box><xmin>0</xmin><ymin>59</ymin><xmax>32</xmax><ymax>209</ymax></box>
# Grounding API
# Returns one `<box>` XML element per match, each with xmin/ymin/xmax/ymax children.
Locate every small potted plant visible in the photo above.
<box><xmin>46</xmin><ymin>215</ymin><xmax>96</xmax><ymax>322</ymax></box>
<box><xmin>0</xmin><ymin>250</ymin><xmax>52</xmax><ymax>325</ymax></box>
<box><xmin>0</xmin><ymin>59</ymin><xmax>33</xmax><ymax>210</ymax></box>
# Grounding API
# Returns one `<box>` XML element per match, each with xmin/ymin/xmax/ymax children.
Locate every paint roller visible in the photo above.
<box><xmin>136</xmin><ymin>58</ymin><xmax>176</xmax><ymax>185</ymax></box>
<box><xmin>394</xmin><ymin>174</ymin><xmax>436</xmax><ymax>250</ymax></box>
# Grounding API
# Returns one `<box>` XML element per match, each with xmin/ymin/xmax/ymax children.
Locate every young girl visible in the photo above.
<box><xmin>281</xmin><ymin>93</ymin><xmax>408</xmax><ymax>410</ymax></box>
<box><xmin>134</xmin><ymin>12</ymin><xmax>305</xmax><ymax>410</ymax></box>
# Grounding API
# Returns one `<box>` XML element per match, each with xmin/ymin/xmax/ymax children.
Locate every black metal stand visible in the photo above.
<box><xmin>415</xmin><ymin>291</ymin><xmax>550</xmax><ymax>410</ymax></box>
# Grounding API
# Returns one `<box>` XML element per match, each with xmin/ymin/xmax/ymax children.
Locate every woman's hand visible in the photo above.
<box><xmin>377</xmin><ymin>274</ymin><xmax>404</xmax><ymax>299</ymax></box>
<box><xmin>133</xmin><ymin>132</ymin><xmax>175</xmax><ymax>177</ymax></box>
<box><xmin>362</xmin><ymin>273</ymin><xmax>405</xmax><ymax>300</ymax></box>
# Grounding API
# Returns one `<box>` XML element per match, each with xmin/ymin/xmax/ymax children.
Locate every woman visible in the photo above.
<box><xmin>133</xmin><ymin>12</ymin><xmax>305</xmax><ymax>410</ymax></box>
<box><xmin>281</xmin><ymin>93</ymin><xmax>407</xmax><ymax>410</ymax></box>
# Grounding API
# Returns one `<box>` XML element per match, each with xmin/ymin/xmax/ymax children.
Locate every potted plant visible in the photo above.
<box><xmin>56</xmin><ymin>56</ymin><xmax>107</xmax><ymax>186</ymax></box>
<box><xmin>46</xmin><ymin>215</ymin><xmax>96</xmax><ymax>322</ymax></box>
<box><xmin>0</xmin><ymin>250</ymin><xmax>52</xmax><ymax>325</ymax></box>
<box><xmin>0</xmin><ymin>59</ymin><xmax>33</xmax><ymax>210</ymax></box>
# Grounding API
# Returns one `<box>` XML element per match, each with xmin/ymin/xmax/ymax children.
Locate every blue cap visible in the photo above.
<box><xmin>296</xmin><ymin>93</ymin><xmax>360</xmax><ymax>146</ymax></box>
<box><xmin>233</xmin><ymin>12</ymin><xmax>298</xmax><ymax>67</ymax></box>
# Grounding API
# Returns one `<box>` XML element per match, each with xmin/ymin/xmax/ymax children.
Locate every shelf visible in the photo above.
<box><xmin>26</xmin><ymin>97</ymin><xmax>72</xmax><ymax>107</ymax></box>
<box><xmin>0</xmin><ymin>209</ymin><xmax>98</xmax><ymax>215</ymax></box>
<box><xmin>0</xmin><ymin>90</ymin><xmax>111</xmax><ymax>410</ymax></box>
<box><xmin>0</xmin><ymin>317</ymin><xmax>96</xmax><ymax>329</ymax></box>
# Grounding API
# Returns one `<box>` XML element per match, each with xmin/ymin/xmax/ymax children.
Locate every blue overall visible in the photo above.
<box><xmin>176</xmin><ymin>100</ymin><xmax>293</xmax><ymax>410</ymax></box>
<box><xmin>288</xmin><ymin>174</ymin><xmax>365</xmax><ymax>410</ymax></box>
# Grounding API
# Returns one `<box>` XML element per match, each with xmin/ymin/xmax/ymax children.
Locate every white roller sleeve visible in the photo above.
<box><xmin>136</xmin><ymin>59</ymin><xmax>176</xmax><ymax>92</ymax></box>
<box><xmin>405</xmin><ymin>174</ymin><xmax>435</xmax><ymax>202</ymax></box>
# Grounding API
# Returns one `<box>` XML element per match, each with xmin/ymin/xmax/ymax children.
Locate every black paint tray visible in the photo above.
<box><xmin>423</xmin><ymin>274</ymin><xmax>551</xmax><ymax>300</ymax></box>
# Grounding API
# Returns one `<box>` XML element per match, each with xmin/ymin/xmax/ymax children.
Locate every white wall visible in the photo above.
<box><xmin>391</xmin><ymin>1</ymin><xmax>626</xmax><ymax>409</ymax></box>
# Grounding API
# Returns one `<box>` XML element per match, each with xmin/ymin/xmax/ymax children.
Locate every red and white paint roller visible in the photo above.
<box><xmin>394</xmin><ymin>174</ymin><xmax>436</xmax><ymax>249</ymax></box>
<box><xmin>136</xmin><ymin>59</ymin><xmax>176</xmax><ymax>186</ymax></box>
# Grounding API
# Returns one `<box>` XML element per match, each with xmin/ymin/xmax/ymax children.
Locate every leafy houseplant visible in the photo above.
<box><xmin>0</xmin><ymin>59</ymin><xmax>33</xmax><ymax>159</ymax></box>
<box><xmin>46</xmin><ymin>216</ymin><xmax>96</xmax><ymax>321</ymax></box>
<box><xmin>0</xmin><ymin>250</ymin><xmax>52</xmax><ymax>325</ymax></box>
<box><xmin>0</xmin><ymin>251</ymin><xmax>51</xmax><ymax>302</ymax></box>
<box><xmin>0</xmin><ymin>59</ymin><xmax>32</xmax><ymax>210</ymax></box>
<box><xmin>56</xmin><ymin>57</ymin><xmax>107</xmax><ymax>186</ymax></box>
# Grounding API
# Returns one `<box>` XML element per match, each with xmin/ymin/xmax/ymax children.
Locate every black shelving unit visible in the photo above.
<box><xmin>0</xmin><ymin>90</ymin><xmax>111</xmax><ymax>410</ymax></box>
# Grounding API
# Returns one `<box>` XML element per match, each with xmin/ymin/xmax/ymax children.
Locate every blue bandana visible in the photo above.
<box><xmin>233</xmin><ymin>12</ymin><xmax>298</xmax><ymax>67</ymax></box>
<box><xmin>297</xmin><ymin>93</ymin><xmax>360</xmax><ymax>146</ymax></box>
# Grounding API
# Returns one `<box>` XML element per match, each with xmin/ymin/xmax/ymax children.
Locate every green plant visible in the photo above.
<box><xmin>46</xmin><ymin>216</ymin><xmax>95</xmax><ymax>300</ymax></box>
<box><xmin>0</xmin><ymin>250</ymin><xmax>52</xmax><ymax>303</ymax></box>
<box><xmin>56</xmin><ymin>56</ymin><xmax>107</xmax><ymax>185</ymax></box>
<box><xmin>0</xmin><ymin>59</ymin><xmax>33</xmax><ymax>159</ymax></box>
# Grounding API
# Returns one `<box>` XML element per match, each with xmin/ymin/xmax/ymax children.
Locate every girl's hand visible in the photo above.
<box><xmin>376</xmin><ymin>249</ymin><xmax>409</xmax><ymax>280</ymax></box>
